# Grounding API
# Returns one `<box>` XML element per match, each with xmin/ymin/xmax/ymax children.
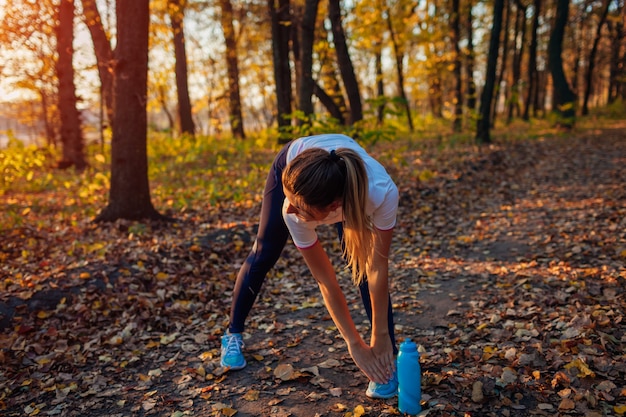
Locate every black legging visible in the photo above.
<box><xmin>228</xmin><ymin>142</ymin><xmax>397</xmax><ymax>353</ymax></box>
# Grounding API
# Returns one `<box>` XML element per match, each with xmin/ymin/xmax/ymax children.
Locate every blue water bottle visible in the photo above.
<box><xmin>397</xmin><ymin>338</ymin><xmax>422</xmax><ymax>415</ymax></box>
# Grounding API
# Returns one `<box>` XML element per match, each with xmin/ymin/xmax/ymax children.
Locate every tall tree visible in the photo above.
<box><xmin>296</xmin><ymin>0</ymin><xmax>320</xmax><ymax>122</ymax></box>
<box><xmin>523</xmin><ymin>0</ymin><xmax>541</xmax><ymax>120</ymax></box>
<box><xmin>56</xmin><ymin>0</ymin><xmax>86</xmax><ymax>170</ymax></box>
<box><xmin>328</xmin><ymin>0</ymin><xmax>362</xmax><ymax>124</ymax></box>
<box><xmin>465</xmin><ymin>1</ymin><xmax>477</xmax><ymax>113</ymax></box>
<box><xmin>219</xmin><ymin>0</ymin><xmax>245</xmax><ymax>138</ymax></box>
<box><xmin>385</xmin><ymin>0</ymin><xmax>413</xmax><ymax>131</ymax></box>
<box><xmin>491</xmin><ymin>0</ymin><xmax>511</xmax><ymax>125</ymax></box>
<box><xmin>451</xmin><ymin>0</ymin><xmax>462</xmax><ymax>132</ymax></box>
<box><xmin>476</xmin><ymin>0</ymin><xmax>504</xmax><ymax>144</ymax></box>
<box><xmin>548</xmin><ymin>0</ymin><xmax>577</xmax><ymax>127</ymax></box>
<box><xmin>507</xmin><ymin>0</ymin><xmax>527</xmax><ymax>123</ymax></box>
<box><xmin>80</xmin><ymin>0</ymin><xmax>114</xmax><ymax>130</ymax></box>
<box><xmin>582</xmin><ymin>0</ymin><xmax>611</xmax><ymax>115</ymax></box>
<box><xmin>169</xmin><ymin>0</ymin><xmax>196</xmax><ymax>136</ymax></box>
<box><xmin>268</xmin><ymin>0</ymin><xmax>293</xmax><ymax>136</ymax></box>
<box><xmin>96</xmin><ymin>0</ymin><xmax>162</xmax><ymax>221</ymax></box>
<box><xmin>607</xmin><ymin>0</ymin><xmax>625</xmax><ymax>103</ymax></box>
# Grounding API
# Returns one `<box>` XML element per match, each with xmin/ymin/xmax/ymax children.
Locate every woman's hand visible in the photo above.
<box><xmin>348</xmin><ymin>340</ymin><xmax>390</xmax><ymax>384</ymax></box>
<box><xmin>371</xmin><ymin>332</ymin><xmax>395</xmax><ymax>380</ymax></box>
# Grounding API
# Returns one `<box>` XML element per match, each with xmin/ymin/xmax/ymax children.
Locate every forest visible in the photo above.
<box><xmin>1</xmin><ymin>0</ymin><xmax>625</xmax><ymax>416</ymax></box>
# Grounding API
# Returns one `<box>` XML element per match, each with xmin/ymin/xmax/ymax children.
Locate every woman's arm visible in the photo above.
<box><xmin>367</xmin><ymin>228</ymin><xmax>395</xmax><ymax>377</ymax></box>
<box><xmin>298</xmin><ymin>241</ymin><xmax>390</xmax><ymax>383</ymax></box>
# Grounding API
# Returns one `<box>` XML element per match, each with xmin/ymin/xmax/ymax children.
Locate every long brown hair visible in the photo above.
<box><xmin>282</xmin><ymin>147</ymin><xmax>373</xmax><ymax>285</ymax></box>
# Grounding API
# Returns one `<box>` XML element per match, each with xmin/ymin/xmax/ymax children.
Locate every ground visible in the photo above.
<box><xmin>1</xmin><ymin>124</ymin><xmax>625</xmax><ymax>416</ymax></box>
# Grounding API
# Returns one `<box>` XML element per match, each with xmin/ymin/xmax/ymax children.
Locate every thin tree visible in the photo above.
<box><xmin>582</xmin><ymin>0</ymin><xmax>611</xmax><ymax>115</ymax></box>
<box><xmin>451</xmin><ymin>0</ymin><xmax>462</xmax><ymax>132</ymax></box>
<box><xmin>490</xmin><ymin>0</ymin><xmax>511</xmax><ymax>126</ymax></box>
<box><xmin>607</xmin><ymin>1</ymin><xmax>625</xmax><ymax>103</ymax></box>
<box><xmin>95</xmin><ymin>0</ymin><xmax>162</xmax><ymax>221</ymax></box>
<box><xmin>466</xmin><ymin>0</ymin><xmax>477</xmax><ymax>114</ymax></box>
<box><xmin>548</xmin><ymin>0</ymin><xmax>577</xmax><ymax>128</ymax></box>
<box><xmin>507</xmin><ymin>0</ymin><xmax>527</xmax><ymax>123</ymax></box>
<box><xmin>219</xmin><ymin>0</ymin><xmax>245</xmax><ymax>138</ymax></box>
<box><xmin>169</xmin><ymin>0</ymin><xmax>196</xmax><ymax>136</ymax></box>
<box><xmin>523</xmin><ymin>0</ymin><xmax>541</xmax><ymax>120</ymax></box>
<box><xmin>56</xmin><ymin>0</ymin><xmax>86</xmax><ymax>170</ymax></box>
<box><xmin>268</xmin><ymin>0</ymin><xmax>293</xmax><ymax>137</ymax></box>
<box><xmin>385</xmin><ymin>1</ymin><xmax>414</xmax><ymax>131</ymax></box>
<box><xmin>476</xmin><ymin>0</ymin><xmax>504</xmax><ymax>144</ymax></box>
<box><xmin>328</xmin><ymin>0</ymin><xmax>362</xmax><ymax>124</ymax></box>
<box><xmin>80</xmin><ymin>0</ymin><xmax>114</xmax><ymax>131</ymax></box>
<box><xmin>296</xmin><ymin>0</ymin><xmax>320</xmax><ymax>123</ymax></box>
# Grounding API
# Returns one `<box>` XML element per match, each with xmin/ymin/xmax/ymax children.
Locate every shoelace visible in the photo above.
<box><xmin>223</xmin><ymin>335</ymin><xmax>243</xmax><ymax>355</ymax></box>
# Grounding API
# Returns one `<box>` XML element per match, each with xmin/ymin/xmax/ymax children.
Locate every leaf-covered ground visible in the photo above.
<box><xmin>1</xmin><ymin>124</ymin><xmax>625</xmax><ymax>417</ymax></box>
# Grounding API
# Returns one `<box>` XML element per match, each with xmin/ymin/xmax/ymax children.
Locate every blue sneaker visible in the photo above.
<box><xmin>366</xmin><ymin>373</ymin><xmax>398</xmax><ymax>399</ymax></box>
<box><xmin>220</xmin><ymin>332</ymin><xmax>246</xmax><ymax>370</ymax></box>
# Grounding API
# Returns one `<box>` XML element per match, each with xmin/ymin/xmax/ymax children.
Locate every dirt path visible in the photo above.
<box><xmin>1</xmin><ymin>127</ymin><xmax>624</xmax><ymax>417</ymax></box>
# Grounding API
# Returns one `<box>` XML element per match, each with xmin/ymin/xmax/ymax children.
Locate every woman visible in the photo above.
<box><xmin>220</xmin><ymin>133</ymin><xmax>399</xmax><ymax>398</ymax></box>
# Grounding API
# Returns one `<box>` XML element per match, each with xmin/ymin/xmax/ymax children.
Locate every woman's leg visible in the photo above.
<box><xmin>334</xmin><ymin>223</ymin><xmax>397</xmax><ymax>354</ymax></box>
<box><xmin>228</xmin><ymin>145</ymin><xmax>291</xmax><ymax>334</ymax></box>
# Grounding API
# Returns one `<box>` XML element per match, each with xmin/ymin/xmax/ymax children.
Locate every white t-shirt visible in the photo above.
<box><xmin>282</xmin><ymin>134</ymin><xmax>399</xmax><ymax>249</ymax></box>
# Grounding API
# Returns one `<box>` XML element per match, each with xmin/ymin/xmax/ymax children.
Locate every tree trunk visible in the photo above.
<box><xmin>296</xmin><ymin>0</ymin><xmax>319</xmax><ymax>123</ymax></box>
<box><xmin>507</xmin><ymin>1</ymin><xmax>527</xmax><ymax>123</ymax></box>
<box><xmin>169</xmin><ymin>0</ymin><xmax>196</xmax><ymax>136</ymax></box>
<box><xmin>523</xmin><ymin>0</ymin><xmax>541</xmax><ymax>120</ymax></box>
<box><xmin>466</xmin><ymin>1</ymin><xmax>477</xmax><ymax>113</ymax></box>
<box><xmin>328</xmin><ymin>0</ymin><xmax>362</xmax><ymax>124</ymax></box>
<box><xmin>385</xmin><ymin>5</ymin><xmax>413</xmax><ymax>131</ymax></box>
<box><xmin>451</xmin><ymin>0</ymin><xmax>462</xmax><ymax>132</ymax></box>
<box><xmin>490</xmin><ymin>0</ymin><xmax>510</xmax><ymax>126</ymax></box>
<box><xmin>219</xmin><ymin>0</ymin><xmax>245</xmax><ymax>138</ymax></box>
<box><xmin>40</xmin><ymin>90</ymin><xmax>57</xmax><ymax>147</ymax></box>
<box><xmin>375</xmin><ymin>44</ymin><xmax>385</xmax><ymax>125</ymax></box>
<box><xmin>80</xmin><ymin>0</ymin><xmax>114</xmax><ymax>130</ymax></box>
<box><xmin>548</xmin><ymin>0</ymin><xmax>576</xmax><ymax>128</ymax></box>
<box><xmin>582</xmin><ymin>0</ymin><xmax>611</xmax><ymax>115</ymax></box>
<box><xmin>96</xmin><ymin>0</ymin><xmax>162</xmax><ymax>222</ymax></box>
<box><xmin>476</xmin><ymin>0</ymin><xmax>504</xmax><ymax>144</ymax></box>
<box><xmin>313</xmin><ymin>81</ymin><xmax>345</xmax><ymax>124</ymax></box>
<box><xmin>607</xmin><ymin>8</ymin><xmax>624</xmax><ymax>103</ymax></box>
<box><xmin>56</xmin><ymin>0</ymin><xmax>86</xmax><ymax>171</ymax></box>
<box><xmin>268</xmin><ymin>0</ymin><xmax>292</xmax><ymax>137</ymax></box>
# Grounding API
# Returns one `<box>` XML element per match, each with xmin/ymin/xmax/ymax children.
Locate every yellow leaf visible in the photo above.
<box><xmin>156</xmin><ymin>272</ymin><xmax>169</xmax><ymax>280</ymax></box>
<box><xmin>146</xmin><ymin>340</ymin><xmax>160</xmax><ymax>348</ymax></box>
<box><xmin>353</xmin><ymin>405</ymin><xmax>365</xmax><ymax>417</ymax></box>
<box><xmin>564</xmin><ymin>358</ymin><xmax>596</xmax><ymax>378</ymax></box>
<box><xmin>95</xmin><ymin>154</ymin><xmax>106</xmax><ymax>163</ymax></box>
<box><xmin>36</xmin><ymin>357</ymin><xmax>51</xmax><ymax>365</ymax></box>
<box><xmin>615</xmin><ymin>404</ymin><xmax>626</xmax><ymax>415</ymax></box>
<box><xmin>37</xmin><ymin>311</ymin><xmax>50</xmax><ymax>319</ymax></box>
<box><xmin>476</xmin><ymin>323</ymin><xmax>488</xmax><ymax>331</ymax></box>
<box><xmin>22</xmin><ymin>207</ymin><xmax>31</xmax><ymax>216</ymax></box>
<box><xmin>243</xmin><ymin>389</ymin><xmax>259</xmax><ymax>401</ymax></box>
<box><xmin>222</xmin><ymin>408</ymin><xmax>237</xmax><ymax>417</ymax></box>
<box><xmin>79</xmin><ymin>272</ymin><xmax>91</xmax><ymax>279</ymax></box>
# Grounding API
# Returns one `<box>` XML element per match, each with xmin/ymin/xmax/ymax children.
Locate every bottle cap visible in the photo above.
<box><xmin>400</xmin><ymin>338</ymin><xmax>417</xmax><ymax>352</ymax></box>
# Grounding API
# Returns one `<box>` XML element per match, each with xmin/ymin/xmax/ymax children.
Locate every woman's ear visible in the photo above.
<box><xmin>328</xmin><ymin>200</ymin><xmax>341</xmax><ymax>211</ymax></box>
